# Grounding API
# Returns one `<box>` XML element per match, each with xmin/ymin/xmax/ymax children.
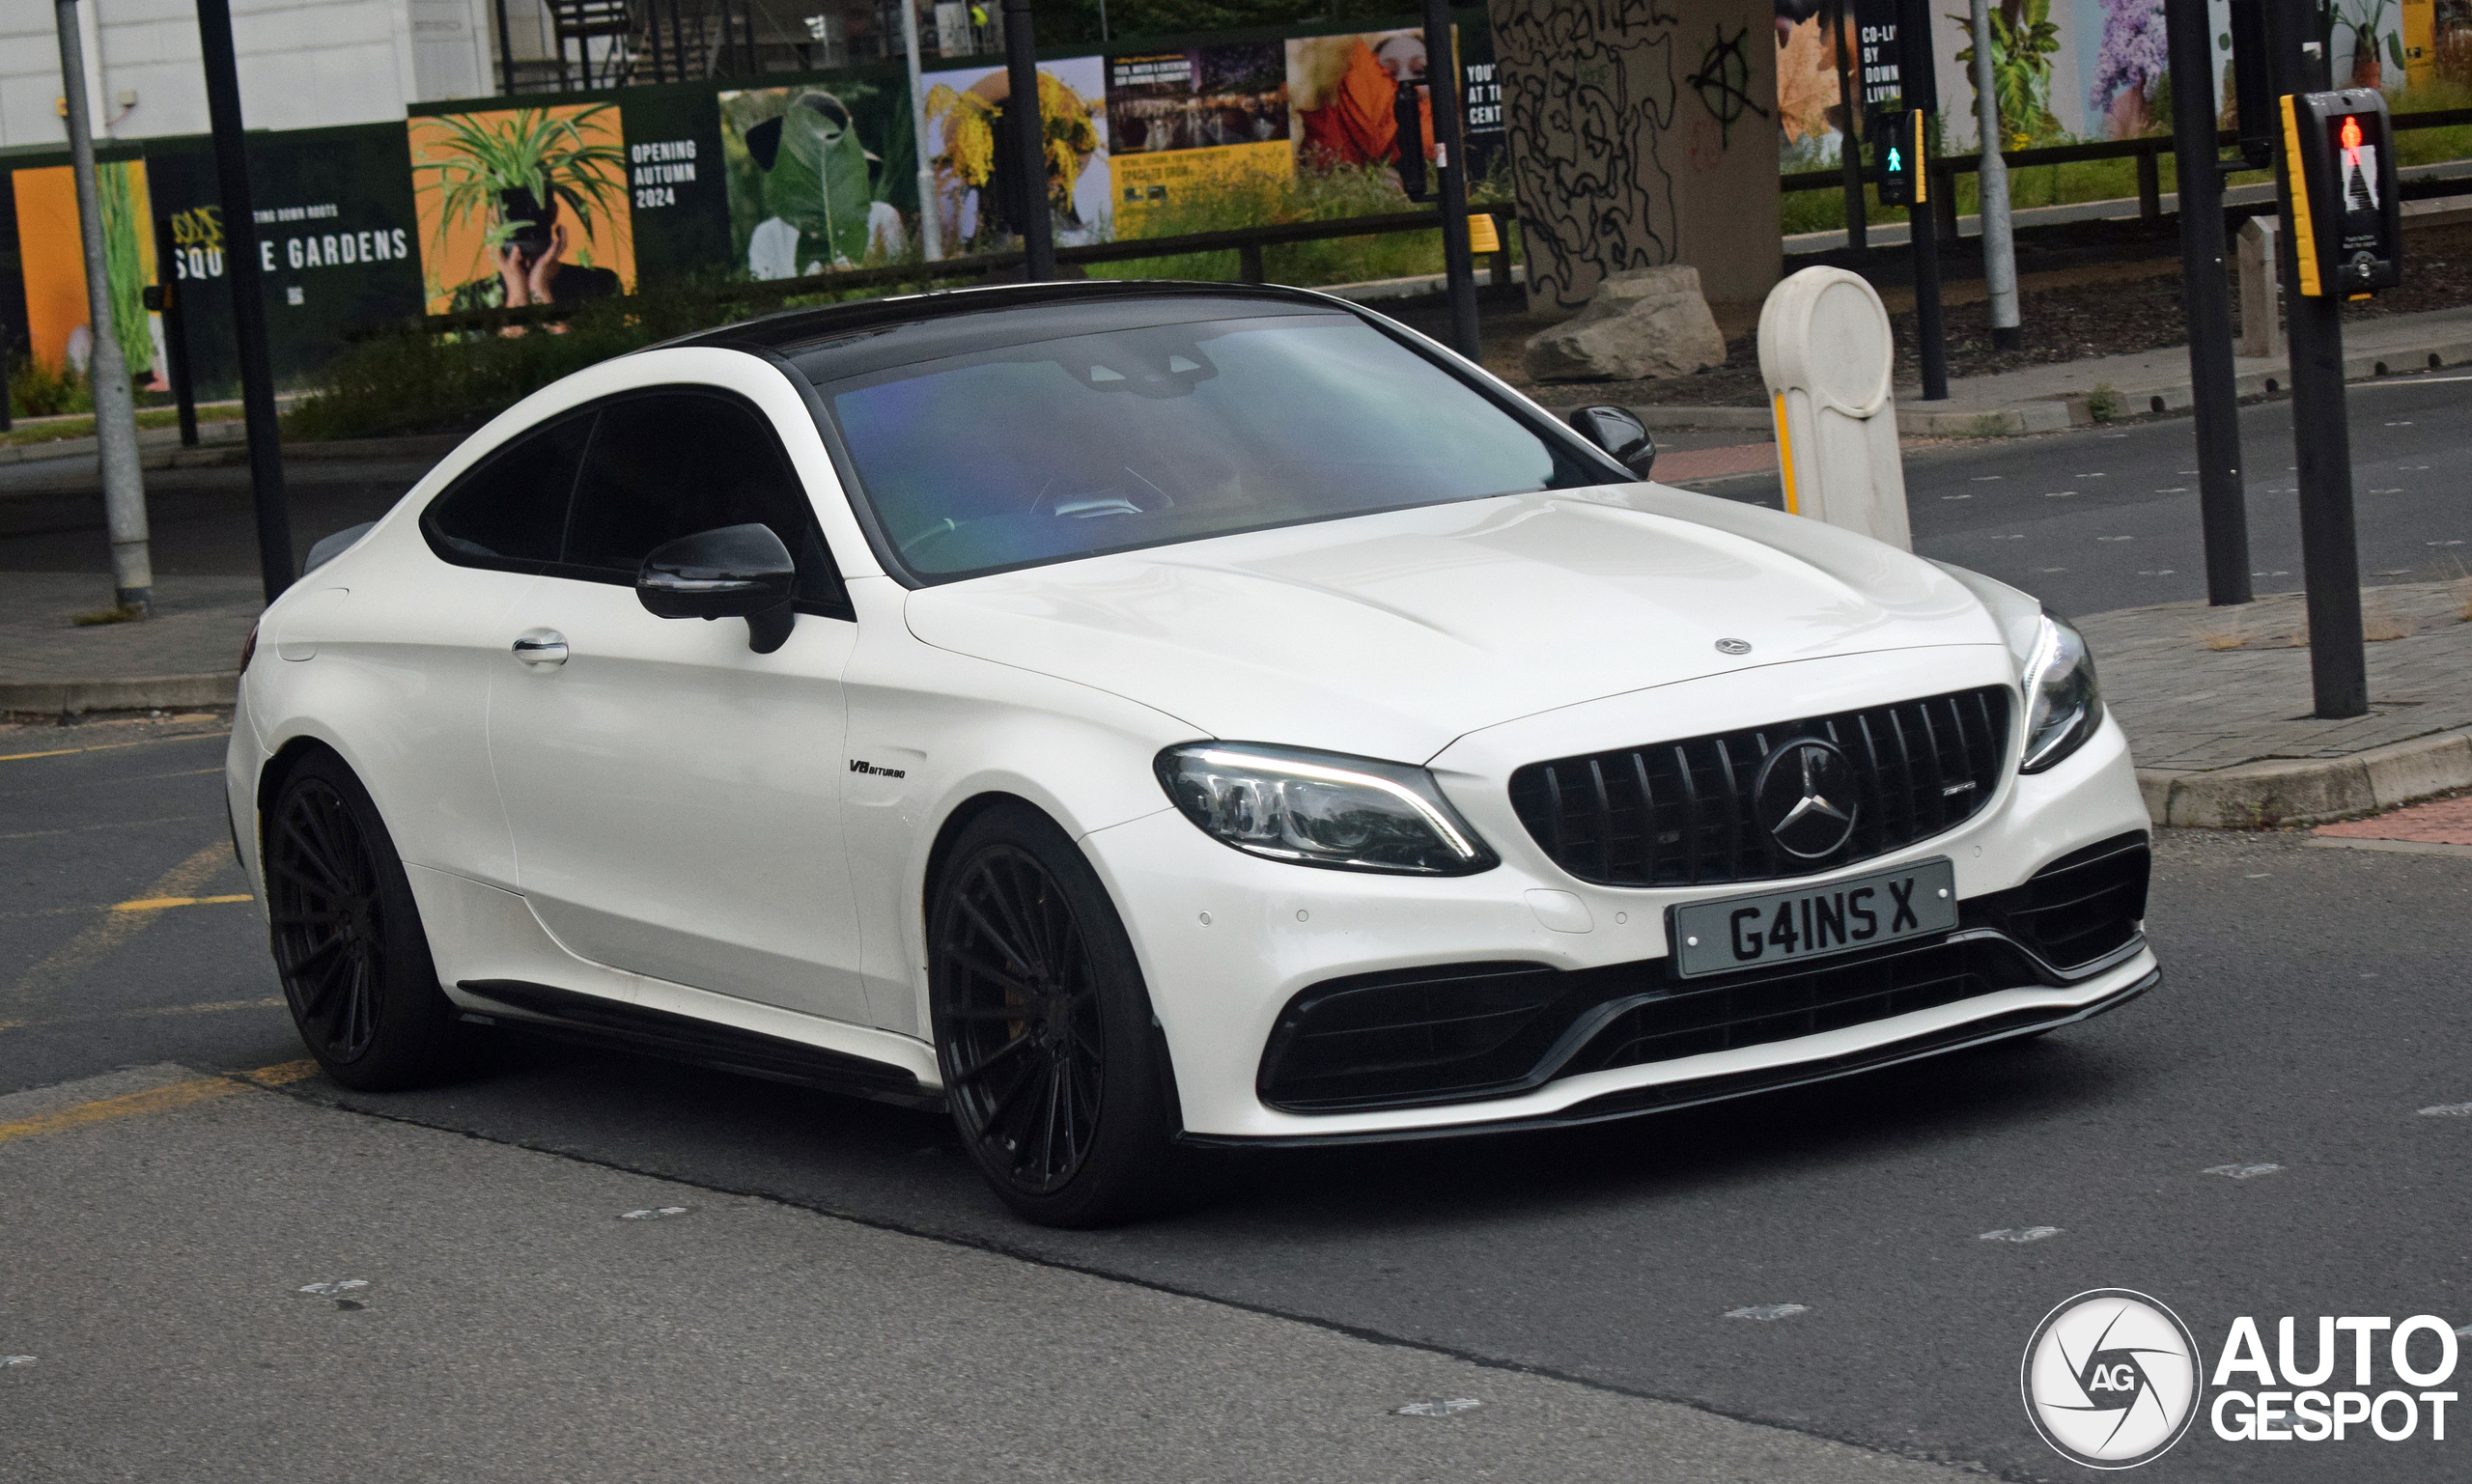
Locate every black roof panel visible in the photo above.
<box><xmin>673</xmin><ymin>280</ymin><xmax>1352</xmax><ymax>385</ymax></box>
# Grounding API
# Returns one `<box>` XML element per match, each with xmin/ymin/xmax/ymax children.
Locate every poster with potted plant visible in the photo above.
<box><xmin>408</xmin><ymin>104</ymin><xmax>634</xmax><ymax>315</ymax></box>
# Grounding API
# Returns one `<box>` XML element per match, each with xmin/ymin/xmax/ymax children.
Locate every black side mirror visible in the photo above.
<box><xmin>637</xmin><ymin>522</ymin><xmax>798</xmax><ymax>655</ymax></box>
<box><xmin>1567</xmin><ymin>406</ymin><xmax>1656</xmax><ymax>481</ymax></box>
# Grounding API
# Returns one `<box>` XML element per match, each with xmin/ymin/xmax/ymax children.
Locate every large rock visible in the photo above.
<box><xmin>1520</xmin><ymin>266</ymin><xmax>1728</xmax><ymax>382</ymax></box>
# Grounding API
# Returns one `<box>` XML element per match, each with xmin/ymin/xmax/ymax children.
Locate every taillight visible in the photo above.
<box><xmin>239</xmin><ymin>621</ymin><xmax>259</xmax><ymax>674</ymax></box>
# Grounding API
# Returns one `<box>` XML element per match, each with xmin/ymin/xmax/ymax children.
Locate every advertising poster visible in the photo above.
<box><xmin>1106</xmin><ymin>42</ymin><xmax>1290</xmax><ymax>236</ymax></box>
<box><xmin>146</xmin><ymin>124</ymin><xmax>425</xmax><ymax>396</ymax></box>
<box><xmin>1285</xmin><ymin>29</ymin><xmax>1434</xmax><ymax>180</ymax></box>
<box><xmin>11</xmin><ymin>154</ymin><xmax>162</xmax><ymax>388</ymax></box>
<box><xmin>718</xmin><ymin>76</ymin><xmax>918</xmax><ymax>279</ymax></box>
<box><xmin>922</xmin><ymin>56</ymin><xmax>1110</xmax><ymax>257</ymax></box>
<box><xmin>407</xmin><ymin>102</ymin><xmax>636</xmax><ymax>315</ymax></box>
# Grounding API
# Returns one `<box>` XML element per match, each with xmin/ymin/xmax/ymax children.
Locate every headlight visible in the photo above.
<box><xmin>2018</xmin><ymin>612</ymin><xmax>2103</xmax><ymax>773</ymax></box>
<box><xmin>1155</xmin><ymin>743</ymin><xmax>1497</xmax><ymax>876</ymax></box>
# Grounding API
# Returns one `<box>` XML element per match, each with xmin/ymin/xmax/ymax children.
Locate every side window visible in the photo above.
<box><xmin>420</xmin><ymin>411</ymin><xmax>595</xmax><ymax>573</ymax></box>
<box><xmin>559</xmin><ymin>389</ymin><xmax>847</xmax><ymax>610</ymax></box>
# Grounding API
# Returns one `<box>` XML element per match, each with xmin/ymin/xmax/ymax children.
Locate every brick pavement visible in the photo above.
<box><xmin>2079</xmin><ymin>579</ymin><xmax>2472</xmax><ymax>774</ymax></box>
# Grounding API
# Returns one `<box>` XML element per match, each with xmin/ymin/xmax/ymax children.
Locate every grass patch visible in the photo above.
<box><xmin>3</xmin><ymin>406</ymin><xmax>238</xmax><ymax>449</ymax></box>
<box><xmin>1082</xmin><ymin>160</ymin><xmax>1520</xmax><ymax>286</ymax></box>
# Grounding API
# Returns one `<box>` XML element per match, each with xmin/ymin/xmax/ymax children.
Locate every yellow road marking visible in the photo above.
<box><xmin>111</xmin><ymin>893</ymin><xmax>253</xmax><ymax>911</ymax></box>
<box><xmin>5</xmin><ymin>843</ymin><xmax>237</xmax><ymax>1006</ymax></box>
<box><xmin>0</xmin><ymin>996</ymin><xmax>286</xmax><ymax>1033</ymax></box>
<box><xmin>0</xmin><ymin>731</ymin><xmax>230</xmax><ymax>764</ymax></box>
<box><xmin>0</xmin><ymin>1059</ymin><xmax>321</xmax><ymax>1146</ymax></box>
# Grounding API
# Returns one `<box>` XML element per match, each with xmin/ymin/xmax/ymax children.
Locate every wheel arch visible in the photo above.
<box><xmin>917</xmin><ymin>789</ymin><xmax>1188</xmax><ymax>1138</ymax></box>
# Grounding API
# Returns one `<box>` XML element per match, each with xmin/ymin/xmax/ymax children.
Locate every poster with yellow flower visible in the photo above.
<box><xmin>921</xmin><ymin>58</ymin><xmax>1110</xmax><ymax>258</ymax></box>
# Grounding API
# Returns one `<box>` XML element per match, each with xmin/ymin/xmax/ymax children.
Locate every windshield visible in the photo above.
<box><xmin>812</xmin><ymin>311</ymin><xmax>1609</xmax><ymax>581</ymax></box>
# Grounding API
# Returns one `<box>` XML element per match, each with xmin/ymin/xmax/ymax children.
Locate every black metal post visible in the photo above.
<box><xmin>1832</xmin><ymin>0</ymin><xmax>1867</xmax><ymax>252</ymax></box>
<box><xmin>149</xmin><ymin>213</ymin><xmax>199</xmax><ymax>448</ymax></box>
<box><xmin>2166</xmin><ymin>0</ymin><xmax>2251</xmax><ymax>605</ymax></box>
<box><xmin>1421</xmin><ymin>0</ymin><xmax>1479</xmax><ymax>359</ymax></box>
<box><xmin>1000</xmin><ymin>0</ymin><xmax>1053</xmax><ymax>280</ymax></box>
<box><xmin>193</xmin><ymin>0</ymin><xmax>293</xmax><ymax>601</ymax></box>
<box><xmin>2267</xmin><ymin>0</ymin><xmax>2364</xmax><ymax>716</ymax></box>
<box><xmin>492</xmin><ymin>0</ymin><xmax>516</xmax><ymax>92</ymax></box>
<box><xmin>1911</xmin><ymin>183</ymin><xmax>1948</xmax><ymax>400</ymax></box>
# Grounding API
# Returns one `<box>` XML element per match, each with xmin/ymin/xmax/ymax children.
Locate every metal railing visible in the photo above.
<box><xmin>394</xmin><ymin>202</ymin><xmax>1525</xmax><ymax>338</ymax></box>
<box><xmin>1782</xmin><ymin>107</ymin><xmax>2472</xmax><ymax>233</ymax></box>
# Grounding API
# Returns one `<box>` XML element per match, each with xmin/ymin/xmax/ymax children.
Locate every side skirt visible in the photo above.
<box><xmin>458</xmin><ymin>978</ymin><xmax>945</xmax><ymax>1111</ymax></box>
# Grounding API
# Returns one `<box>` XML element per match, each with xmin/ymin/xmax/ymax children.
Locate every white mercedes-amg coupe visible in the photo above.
<box><xmin>227</xmin><ymin>282</ymin><xmax>2155</xmax><ymax>1225</ymax></box>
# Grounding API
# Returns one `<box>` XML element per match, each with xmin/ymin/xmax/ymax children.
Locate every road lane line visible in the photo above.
<box><xmin>0</xmin><ymin>766</ymin><xmax>226</xmax><ymax>800</ymax></box>
<box><xmin>110</xmin><ymin>893</ymin><xmax>253</xmax><ymax>911</ymax></box>
<box><xmin>4</xmin><ymin>843</ymin><xmax>237</xmax><ymax>1006</ymax></box>
<box><xmin>0</xmin><ymin>996</ymin><xmax>286</xmax><ymax>1032</ymax></box>
<box><xmin>0</xmin><ymin>731</ymin><xmax>230</xmax><ymax>764</ymax></box>
<box><xmin>0</xmin><ymin>1059</ymin><xmax>318</xmax><ymax>1146</ymax></box>
<box><xmin>0</xmin><ymin>813</ymin><xmax>214</xmax><ymax>842</ymax></box>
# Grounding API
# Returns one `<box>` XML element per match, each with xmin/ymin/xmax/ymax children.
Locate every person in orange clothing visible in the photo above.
<box><xmin>1290</xmin><ymin>31</ymin><xmax>1433</xmax><ymax>173</ymax></box>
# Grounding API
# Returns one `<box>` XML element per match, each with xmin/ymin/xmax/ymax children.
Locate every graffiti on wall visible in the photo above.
<box><xmin>1686</xmin><ymin>23</ymin><xmax>1768</xmax><ymax>146</ymax></box>
<box><xmin>1489</xmin><ymin>0</ymin><xmax>1685</xmax><ymax>314</ymax></box>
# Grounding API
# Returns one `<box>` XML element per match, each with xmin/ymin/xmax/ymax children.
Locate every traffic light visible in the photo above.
<box><xmin>2284</xmin><ymin>89</ymin><xmax>2403</xmax><ymax>298</ymax></box>
<box><xmin>1874</xmin><ymin>109</ymin><xmax>1926</xmax><ymax>207</ymax></box>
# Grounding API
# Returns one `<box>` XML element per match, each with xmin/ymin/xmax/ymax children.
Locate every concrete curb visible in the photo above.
<box><xmin>2137</xmin><ymin>730</ymin><xmax>2472</xmax><ymax>828</ymax></box>
<box><xmin>0</xmin><ymin>673</ymin><xmax>240</xmax><ymax>715</ymax></box>
<box><xmin>0</xmin><ymin>430</ymin><xmax>459</xmax><ymax>470</ymax></box>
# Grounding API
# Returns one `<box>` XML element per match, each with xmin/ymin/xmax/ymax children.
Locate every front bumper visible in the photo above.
<box><xmin>1080</xmin><ymin>671</ymin><xmax>2153</xmax><ymax>1141</ymax></box>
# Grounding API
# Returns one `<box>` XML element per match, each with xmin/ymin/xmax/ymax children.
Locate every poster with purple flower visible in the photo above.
<box><xmin>2087</xmin><ymin>0</ymin><xmax>2169</xmax><ymax>137</ymax></box>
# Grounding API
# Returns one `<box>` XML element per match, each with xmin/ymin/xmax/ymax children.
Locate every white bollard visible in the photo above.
<box><xmin>2235</xmin><ymin>216</ymin><xmax>2284</xmax><ymax>359</ymax></box>
<box><xmin>1756</xmin><ymin>266</ymin><xmax>1912</xmax><ymax>551</ymax></box>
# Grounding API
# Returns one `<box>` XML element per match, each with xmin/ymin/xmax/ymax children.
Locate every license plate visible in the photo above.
<box><xmin>1668</xmin><ymin>858</ymin><xmax>1957</xmax><ymax>978</ymax></box>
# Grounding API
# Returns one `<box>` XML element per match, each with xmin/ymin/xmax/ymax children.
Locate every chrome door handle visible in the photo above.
<box><xmin>512</xmin><ymin>630</ymin><xmax>568</xmax><ymax>667</ymax></box>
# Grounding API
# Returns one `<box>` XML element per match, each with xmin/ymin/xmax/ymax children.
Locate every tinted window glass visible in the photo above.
<box><xmin>560</xmin><ymin>390</ymin><xmax>844</xmax><ymax>607</ymax></box>
<box><xmin>422</xmin><ymin>412</ymin><xmax>594</xmax><ymax>570</ymax></box>
<box><xmin>817</xmin><ymin>313</ymin><xmax>1605</xmax><ymax>581</ymax></box>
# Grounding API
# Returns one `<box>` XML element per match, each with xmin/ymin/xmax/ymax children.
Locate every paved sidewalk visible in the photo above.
<box><xmin>2085</xmin><ymin>579</ymin><xmax>2472</xmax><ymax>826</ymax></box>
<box><xmin>0</xmin><ymin>574</ymin><xmax>262</xmax><ymax>714</ymax></box>
<box><xmin>1625</xmin><ymin>292</ymin><xmax>2472</xmax><ymax>437</ymax></box>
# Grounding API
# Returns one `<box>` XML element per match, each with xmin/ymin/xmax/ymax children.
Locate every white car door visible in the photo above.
<box><xmin>485</xmin><ymin>384</ymin><xmax>870</xmax><ymax>1023</ymax></box>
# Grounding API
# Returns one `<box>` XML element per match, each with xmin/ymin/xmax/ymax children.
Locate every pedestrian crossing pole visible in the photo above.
<box><xmin>2265</xmin><ymin>0</ymin><xmax>2367</xmax><ymax>718</ymax></box>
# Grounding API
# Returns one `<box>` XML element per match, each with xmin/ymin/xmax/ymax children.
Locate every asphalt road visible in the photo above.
<box><xmin>4</xmin><ymin>714</ymin><xmax>2467</xmax><ymax>1481</ymax></box>
<box><xmin>1699</xmin><ymin>368</ymin><xmax>2472</xmax><ymax>619</ymax></box>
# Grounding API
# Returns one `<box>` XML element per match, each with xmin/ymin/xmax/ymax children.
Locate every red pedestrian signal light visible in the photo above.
<box><xmin>2283</xmin><ymin>90</ymin><xmax>2402</xmax><ymax>298</ymax></box>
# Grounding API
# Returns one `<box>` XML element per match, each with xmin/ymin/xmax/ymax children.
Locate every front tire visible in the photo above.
<box><xmin>263</xmin><ymin>751</ymin><xmax>462</xmax><ymax>1090</ymax></box>
<box><xmin>929</xmin><ymin>804</ymin><xmax>1180</xmax><ymax>1227</ymax></box>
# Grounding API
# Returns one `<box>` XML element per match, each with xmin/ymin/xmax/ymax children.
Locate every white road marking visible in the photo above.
<box><xmin>297</xmin><ymin>1279</ymin><xmax>369</xmax><ymax>1297</ymax></box>
<box><xmin>2202</xmin><ymin>1162</ymin><xmax>2283</xmax><ymax>1180</ymax></box>
<box><xmin>2417</xmin><ymin>1103</ymin><xmax>2472</xmax><ymax>1116</ymax></box>
<box><xmin>1394</xmin><ymin>1398</ymin><xmax>1483</xmax><ymax>1416</ymax></box>
<box><xmin>1726</xmin><ymin>1304</ymin><xmax>1810</xmax><ymax>1321</ymax></box>
<box><xmin>1980</xmin><ymin>1227</ymin><xmax>2063</xmax><ymax>1243</ymax></box>
<box><xmin>2097</xmin><ymin>535</ymin><xmax>2133</xmax><ymax>542</ymax></box>
<box><xmin>620</xmin><ymin>1206</ymin><xmax>691</xmax><ymax>1220</ymax></box>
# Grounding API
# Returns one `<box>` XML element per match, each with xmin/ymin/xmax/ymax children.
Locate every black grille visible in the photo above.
<box><xmin>1255</xmin><ymin>835</ymin><xmax>2149</xmax><ymax>1115</ymax></box>
<box><xmin>1961</xmin><ymin>830</ymin><xmax>2149</xmax><ymax>970</ymax></box>
<box><xmin>1557</xmin><ymin>937</ymin><xmax>2036</xmax><ymax>1079</ymax></box>
<box><xmin>1507</xmin><ymin>686</ymin><xmax>2011</xmax><ymax>888</ymax></box>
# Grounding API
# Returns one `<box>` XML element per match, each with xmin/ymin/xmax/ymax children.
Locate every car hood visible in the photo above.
<box><xmin>902</xmin><ymin>485</ymin><xmax>2006</xmax><ymax>763</ymax></box>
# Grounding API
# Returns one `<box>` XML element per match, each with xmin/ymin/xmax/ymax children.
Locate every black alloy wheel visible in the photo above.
<box><xmin>264</xmin><ymin>752</ymin><xmax>460</xmax><ymax>1089</ymax></box>
<box><xmin>931</xmin><ymin>806</ymin><xmax>1180</xmax><ymax>1226</ymax></box>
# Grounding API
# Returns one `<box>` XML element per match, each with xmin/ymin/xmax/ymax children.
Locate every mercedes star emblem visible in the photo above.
<box><xmin>1753</xmin><ymin>738</ymin><xmax>1860</xmax><ymax>858</ymax></box>
<box><xmin>1715</xmin><ymin>637</ymin><xmax>1753</xmax><ymax>656</ymax></box>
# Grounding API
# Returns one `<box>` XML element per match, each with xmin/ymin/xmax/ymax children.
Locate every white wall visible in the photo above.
<box><xmin>0</xmin><ymin>0</ymin><xmax>494</xmax><ymax>151</ymax></box>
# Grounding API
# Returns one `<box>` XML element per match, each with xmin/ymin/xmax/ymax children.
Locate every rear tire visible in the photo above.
<box><xmin>263</xmin><ymin>751</ymin><xmax>462</xmax><ymax>1090</ymax></box>
<box><xmin>929</xmin><ymin>804</ymin><xmax>1182</xmax><ymax>1227</ymax></box>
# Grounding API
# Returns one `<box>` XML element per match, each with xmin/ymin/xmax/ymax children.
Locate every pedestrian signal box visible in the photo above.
<box><xmin>2283</xmin><ymin>89</ymin><xmax>2402</xmax><ymax>299</ymax></box>
<box><xmin>1874</xmin><ymin>109</ymin><xmax>1925</xmax><ymax>207</ymax></box>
